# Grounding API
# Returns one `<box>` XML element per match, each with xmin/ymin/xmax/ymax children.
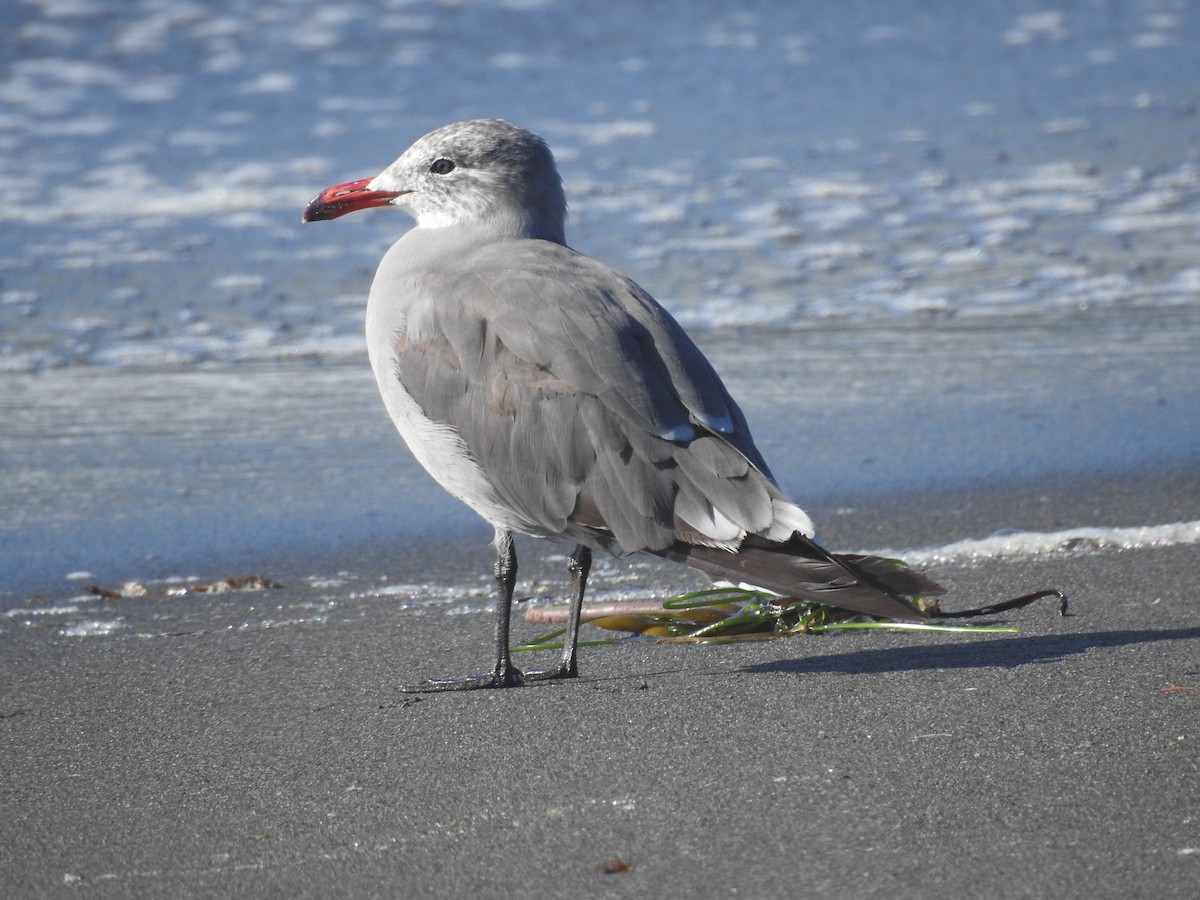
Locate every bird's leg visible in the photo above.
<box><xmin>524</xmin><ymin>543</ymin><xmax>591</xmax><ymax>682</ymax></box>
<box><xmin>401</xmin><ymin>528</ymin><xmax>524</xmax><ymax>692</ymax></box>
<box><xmin>488</xmin><ymin>529</ymin><xmax>523</xmax><ymax>684</ymax></box>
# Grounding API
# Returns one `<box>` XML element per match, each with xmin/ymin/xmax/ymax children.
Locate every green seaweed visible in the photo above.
<box><xmin>514</xmin><ymin>586</ymin><xmax>1019</xmax><ymax>653</ymax></box>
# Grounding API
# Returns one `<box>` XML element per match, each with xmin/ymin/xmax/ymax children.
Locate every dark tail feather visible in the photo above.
<box><xmin>655</xmin><ymin>534</ymin><xmax>943</xmax><ymax>622</ymax></box>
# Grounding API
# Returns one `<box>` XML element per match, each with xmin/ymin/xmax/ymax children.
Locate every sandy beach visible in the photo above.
<box><xmin>3</xmin><ymin>469</ymin><xmax>1198</xmax><ymax>899</ymax></box>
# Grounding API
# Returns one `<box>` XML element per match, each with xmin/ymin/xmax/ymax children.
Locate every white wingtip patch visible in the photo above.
<box><xmin>765</xmin><ymin>499</ymin><xmax>816</xmax><ymax>540</ymax></box>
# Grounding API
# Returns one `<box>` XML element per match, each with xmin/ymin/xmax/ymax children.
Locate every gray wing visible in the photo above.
<box><xmin>392</xmin><ymin>239</ymin><xmax>784</xmax><ymax>553</ymax></box>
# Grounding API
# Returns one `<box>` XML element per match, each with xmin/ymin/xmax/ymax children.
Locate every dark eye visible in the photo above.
<box><xmin>429</xmin><ymin>158</ymin><xmax>456</xmax><ymax>175</ymax></box>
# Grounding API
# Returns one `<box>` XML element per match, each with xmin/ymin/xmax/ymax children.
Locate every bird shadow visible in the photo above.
<box><xmin>740</xmin><ymin>626</ymin><xmax>1200</xmax><ymax>676</ymax></box>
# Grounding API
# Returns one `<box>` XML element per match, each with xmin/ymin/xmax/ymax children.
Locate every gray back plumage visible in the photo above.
<box><xmin>382</xmin><ymin>236</ymin><xmax>782</xmax><ymax>554</ymax></box>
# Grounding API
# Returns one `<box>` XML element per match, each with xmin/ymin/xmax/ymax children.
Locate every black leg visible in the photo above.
<box><xmin>401</xmin><ymin>528</ymin><xmax>525</xmax><ymax>692</ymax></box>
<box><xmin>488</xmin><ymin>529</ymin><xmax>522</xmax><ymax>684</ymax></box>
<box><xmin>524</xmin><ymin>543</ymin><xmax>591</xmax><ymax>682</ymax></box>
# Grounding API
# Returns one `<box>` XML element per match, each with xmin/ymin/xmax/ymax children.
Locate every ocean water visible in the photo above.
<box><xmin>2</xmin><ymin>0</ymin><xmax>1199</xmax><ymax>607</ymax></box>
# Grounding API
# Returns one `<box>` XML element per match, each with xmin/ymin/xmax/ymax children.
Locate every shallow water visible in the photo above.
<box><xmin>2</xmin><ymin>0</ymin><xmax>1199</xmax><ymax>602</ymax></box>
<box><xmin>4</xmin><ymin>1</ymin><xmax>1200</xmax><ymax>370</ymax></box>
<box><xmin>3</xmin><ymin>306</ymin><xmax>1197</xmax><ymax>603</ymax></box>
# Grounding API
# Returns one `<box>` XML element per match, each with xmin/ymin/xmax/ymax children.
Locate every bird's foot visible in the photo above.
<box><xmin>521</xmin><ymin>660</ymin><xmax>578</xmax><ymax>682</ymax></box>
<box><xmin>400</xmin><ymin>664</ymin><xmax>524</xmax><ymax>693</ymax></box>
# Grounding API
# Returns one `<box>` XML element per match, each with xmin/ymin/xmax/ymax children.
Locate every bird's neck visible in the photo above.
<box><xmin>415</xmin><ymin>211</ymin><xmax>565</xmax><ymax>246</ymax></box>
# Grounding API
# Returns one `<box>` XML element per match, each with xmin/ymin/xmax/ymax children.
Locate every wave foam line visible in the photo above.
<box><xmin>875</xmin><ymin>520</ymin><xmax>1200</xmax><ymax>566</ymax></box>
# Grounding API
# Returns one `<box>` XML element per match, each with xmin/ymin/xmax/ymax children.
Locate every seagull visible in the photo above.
<box><xmin>303</xmin><ymin>119</ymin><xmax>942</xmax><ymax>690</ymax></box>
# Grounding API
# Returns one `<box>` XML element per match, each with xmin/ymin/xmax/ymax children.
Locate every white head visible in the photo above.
<box><xmin>303</xmin><ymin>119</ymin><xmax>567</xmax><ymax>244</ymax></box>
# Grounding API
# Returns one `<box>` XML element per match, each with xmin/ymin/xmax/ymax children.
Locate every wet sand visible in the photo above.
<box><xmin>3</xmin><ymin>471</ymin><xmax>1197</xmax><ymax>899</ymax></box>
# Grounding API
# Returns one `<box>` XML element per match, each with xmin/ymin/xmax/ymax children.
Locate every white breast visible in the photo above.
<box><xmin>364</xmin><ymin>278</ymin><xmax>538</xmax><ymax>536</ymax></box>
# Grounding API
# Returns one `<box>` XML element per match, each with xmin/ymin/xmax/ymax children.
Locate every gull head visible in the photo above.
<box><xmin>303</xmin><ymin>119</ymin><xmax>567</xmax><ymax>244</ymax></box>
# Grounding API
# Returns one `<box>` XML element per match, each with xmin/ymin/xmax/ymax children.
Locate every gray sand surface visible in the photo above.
<box><xmin>3</xmin><ymin>473</ymin><xmax>1197</xmax><ymax>899</ymax></box>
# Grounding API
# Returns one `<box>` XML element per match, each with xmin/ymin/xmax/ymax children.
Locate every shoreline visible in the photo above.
<box><xmin>5</xmin><ymin>460</ymin><xmax>1199</xmax><ymax>611</ymax></box>
<box><xmin>6</xmin><ymin>461</ymin><xmax>1198</xmax><ymax>641</ymax></box>
<box><xmin>4</xmin><ymin>306</ymin><xmax>1198</xmax><ymax>606</ymax></box>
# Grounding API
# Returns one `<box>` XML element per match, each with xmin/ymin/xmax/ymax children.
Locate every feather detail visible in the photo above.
<box><xmin>655</xmin><ymin>534</ymin><xmax>942</xmax><ymax>621</ymax></box>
